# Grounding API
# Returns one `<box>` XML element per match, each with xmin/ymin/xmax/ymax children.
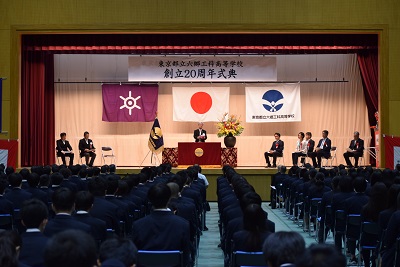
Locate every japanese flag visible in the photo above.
<box><xmin>173</xmin><ymin>87</ymin><xmax>230</xmax><ymax>122</ymax></box>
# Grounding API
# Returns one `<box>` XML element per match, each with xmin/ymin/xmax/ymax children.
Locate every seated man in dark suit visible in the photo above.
<box><xmin>343</xmin><ymin>131</ymin><xmax>364</xmax><ymax>168</ymax></box>
<box><xmin>264</xmin><ymin>132</ymin><xmax>284</xmax><ymax>168</ymax></box>
<box><xmin>74</xmin><ymin>191</ymin><xmax>107</xmax><ymax>243</ymax></box>
<box><xmin>56</xmin><ymin>132</ymin><xmax>74</xmax><ymax>166</ymax></box>
<box><xmin>79</xmin><ymin>131</ymin><xmax>96</xmax><ymax>167</ymax></box>
<box><xmin>309</xmin><ymin>130</ymin><xmax>332</xmax><ymax>168</ymax></box>
<box><xmin>132</xmin><ymin>183</ymin><xmax>191</xmax><ymax>267</ymax></box>
<box><xmin>193</xmin><ymin>122</ymin><xmax>207</xmax><ymax>142</ymax></box>
<box><xmin>44</xmin><ymin>230</ymin><xmax>97</xmax><ymax>267</ymax></box>
<box><xmin>19</xmin><ymin>199</ymin><xmax>49</xmax><ymax>267</ymax></box>
<box><xmin>44</xmin><ymin>187</ymin><xmax>91</xmax><ymax>237</ymax></box>
<box><xmin>301</xmin><ymin>132</ymin><xmax>315</xmax><ymax>166</ymax></box>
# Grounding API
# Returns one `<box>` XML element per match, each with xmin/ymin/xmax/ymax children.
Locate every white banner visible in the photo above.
<box><xmin>246</xmin><ymin>84</ymin><xmax>301</xmax><ymax>123</ymax></box>
<box><xmin>173</xmin><ymin>87</ymin><xmax>229</xmax><ymax>122</ymax></box>
<box><xmin>0</xmin><ymin>149</ymin><xmax>8</xmax><ymax>168</ymax></box>
<box><xmin>128</xmin><ymin>56</ymin><xmax>276</xmax><ymax>82</ymax></box>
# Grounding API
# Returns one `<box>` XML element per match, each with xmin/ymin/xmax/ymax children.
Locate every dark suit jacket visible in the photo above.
<box><xmin>232</xmin><ymin>229</ymin><xmax>271</xmax><ymax>252</ymax></box>
<box><xmin>79</xmin><ymin>138</ymin><xmax>95</xmax><ymax>156</ymax></box>
<box><xmin>269</xmin><ymin>140</ymin><xmax>284</xmax><ymax>153</ymax></box>
<box><xmin>26</xmin><ymin>187</ymin><xmax>48</xmax><ymax>205</ymax></box>
<box><xmin>90</xmin><ymin>197</ymin><xmax>120</xmax><ymax>233</ymax></box>
<box><xmin>316</xmin><ymin>138</ymin><xmax>332</xmax><ymax>156</ymax></box>
<box><xmin>4</xmin><ymin>188</ymin><xmax>32</xmax><ymax>209</ymax></box>
<box><xmin>193</xmin><ymin>129</ymin><xmax>207</xmax><ymax>142</ymax></box>
<box><xmin>306</xmin><ymin>139</ymin><xmax>315</xmax><ymax>153</ymax></box>
<box><xmin>43</xmin><ymin>214</ymin><xmax>91</xmax><ymax>237</ymax></box>
<box><xmin>19</xmin><ymin>231</ymin><xmax>48</xmax><ymax>267</ymax></box>
<box><xmin>0</xmin><ymin>196</ymin><xmax>14</xmax><ymax>214</ymax></box>
<box><xmin>132</xmin><ymin>210</ymin><xmax>191</xmax><ymax>267</ymax></box>
<box><xmin>348</xmin><ymin>138</ymin><xmax>365</xmax><ymax>153</ymax></box>
<box><xmin>56</xmin><ymin>139</ymin><xmax>73</xmax><ymax>155</ymax></box>
<box><xmin>73</xmin><ymin>212</ymin><xmax>107</xmax><ymax>242</ymax></box>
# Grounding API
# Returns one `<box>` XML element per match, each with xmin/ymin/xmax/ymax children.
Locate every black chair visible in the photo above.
<box><xmin>295</xmin><ymin>193</ymin><xmax>304</xmax><ymax>227</ymax></box>
<box><xmin>231</xmin><ymin>251</ymin><xmax>267</xmax><ymax>267</ymax></box>
<box><xmin>323</xmin><ymin>205</ymin><xmax>333</xmax><ymax>242</ymax></box>
<box><xmin>0</xmin><ymin>214</ymin><xmax>13</xmax><ymax>230</ymax></box>
<box><xmin>334</xmin><ymin>210</ymin><xmax>347</xmax><ymax>253</ymax></box>
<box><xmin>309</xmin><ymin>198</ymin><xmax>322</xmax><ymax>238</ymax></box>
<box><xmin>346</xmin><ymin>214</ymin><xmax>362</xmax><ymax>263</ymax></box>
<box><xmin>137</xmin><ymin>250</ymin><xmax>183</xmax><ymax>267</ymax></box>
<box><xmin>358</xmin><ymin>221</ymin><xmax>380</xmax><ymax>267</ymax></box>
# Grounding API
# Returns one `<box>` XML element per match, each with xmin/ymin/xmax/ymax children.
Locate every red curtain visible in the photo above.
<box><xmin>21</xmin><ymin>52</ymin><xmax>55</xmax><ymax>166</ymax></box>
<box><xmin>357</xmin><ymin>51</ymin><xmax>378</xmax><ymax>166</ymax></box>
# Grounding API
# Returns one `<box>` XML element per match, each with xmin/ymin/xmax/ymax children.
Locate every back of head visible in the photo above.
<box><xmin>0</xmin><ymin>179</ymin><xmax>8</xmax><ymax>194</ymax></box>
<box><xmin>314</xmin><ymin>172</ymin><xmax>325</xmax><ymax>187</ymax></box>
<box><xmin>52</xmin><ymin>187</ymin><xmax>75</xmax><ymax>212</ymax></box>
<box><xmin>353</xmin><ymin>176</ymin><xmax>367</xmax><ymax>193</ymax></box>
<box><xmin>101</xmin><ymin>165</ymin><xmax>109</xmax><ymax>174</ymax></box>
<box><xmin>240</xmin><ymin>191</ymin><xmax>262</xmax><ymax>211</ymax></box>
<box><xmin>8</xmin><ymin>173</ymin><xmax>22</xmax><ymax>188</ymax></box>
<box><xmin>243</xmin><ymin>204</ymin><xmax>266</xmax><ymax>232</ymax></box>
<box><xmin>19</xmin><ymin>168</ymin><xmax>31</xmax><ymax>180</ymax></box>
<box><xmin>277</xmin><ymin>165</ymin><xmax>286</xmax><ymax>174</ymax></box>
<box><xmin>39</xmin><ymin>174</ymin><xmax>50</xmax><ymax>187</ymax></box>
<box><xmin>167</xmin><ymin>182</ymin><xmax>180</xmax><ymax>198</ymax></box>
<box><xmin>338</xmin><ymin>176</ymin><xmax>353</xmax><ymax>193</ymax></box>
<box><xmin>148</xmin><ymin>183</ymin><xmax>171</xmax><ymax>209</ymax></box>
<box><xmin>70</xmin><ymin>164</ymin><xmax>81</xmax><ymax>175</ymax></box>
<box><xmin>27</xmin><ymin>173</ymin><xmax>40</xmax><ymax>188</ymax></box>
<box><xmin>88</xmin><ymin>176</ymin><xmax>107</xmax><ymax>196</ymax></box>
<box><xmin>109</xmin><ymin>164</ymin><xmax>116</xmax><ymax>173</ymax></box>
<box><xmin>387</xmin><ymin>184</ymin><xmax>400</xmax><ymax>210</ymax></box>
<box><xmin>44</xmin><ymin>230</ymin><xmax>97</xmax><ymax>267</ymax></box>
<box><xmin>21</xmin><ymin>199</ymin><xmax>48</xmax><ymax>229</ymax></box>
<box><xmin>263</xmin><ymin>231</ymin><xmax>306</xmax><ymax>267</ymax></box>
<box><xmin>5</xmin><ymin>166</ymin><xmax>15</xmax><ymax>176</ymax></box>
<box><xmin>0</xmin><ymin>230</ymin><xmax>19</xmax><ymax>267</ymax></box>
<box><xmin>99</xmin><ymin>237</ymin><xmax>138</xmax><ymax>267</ymax></box>
<box><xmin>295</xmin><ymin>244</ymin><xmax>346</xmax><ymax>267</ymax></box>
<box><xmin>75</xmin><ymin>191</ymin><xmax>94</xmax><ymax>212</ymax></box>
<box><xmin>50</xmin><ymin>172</ymin><xmax>63</xmax><ymax>186</ymax></box>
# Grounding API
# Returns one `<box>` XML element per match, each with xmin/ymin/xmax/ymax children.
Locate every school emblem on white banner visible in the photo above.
<box><xmin>245</xmin><ymin>84</ymin><xmax>301</xmax><ymax>123</ymax></box>
<box><xmin>173</xmin><ymin>87</ymin><xmax>229</xmax><ymax>122</ymax></box>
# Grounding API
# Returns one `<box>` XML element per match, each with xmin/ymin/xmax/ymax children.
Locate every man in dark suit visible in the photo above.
<box><xmin>79</xmin><ymin>131</ymin><xmax>96</xmax><ymax>167</ymax></box>
<box><xmin>44</xmin><ymin>187</ymin><xmax>91</xmax><ymax>237</ymax></box>
<box><xmin>19</xmin><ymin>199</ymin><xmax>49</xmax><ymax>267</ymax></box>
<box><xmin>56</xmin><ymin>132</ymin><xmax>74</xmax><ymax>166</ymax></box>
<box><xmin>132</xmin><ymin>183</ymin><xmax>191</xmax><ymax>267</ymax></box>
<box><xmin>193</xmin><ymin>122</ymin><xmax>207</xmax><ymax>142</ymax></box>
<box><xmin>309</xmin><ymin>130</ymin><xmax>331</xmax><ymax>168</ymax></box>
<box><xmin>264</xmin><ymin>132</ymin><xmax>284</xmax><ymax>168</ymax></box>
<box><xmin>300</xmin><ymin>132</ymin><xmax>315</xmax><ymax>166</ymax></box>
<box><xmin>74</xmin><ymin>191</ymin><xmax>107</xmax><ymax>243</ymax></box>
<box><xmin>343</xmin><ymin>131</ymin><xmax>364</xmax><ymax>168</ymax></box>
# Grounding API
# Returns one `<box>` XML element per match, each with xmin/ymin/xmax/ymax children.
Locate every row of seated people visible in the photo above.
<box><xmin>265</xmin><ymin>130</ymin><xmax>365</xmax><ymax>168</ymax></box>
<box><xmin>0</xmin><ymin>223</ymin><xmax>349</xmax><ymax>267</ymax></box>
<box><xmin>0</xmin><ymin>163</ymin><xmax>208</xmax><ymax>267</ymax></box>
<box><xmin>216</xmin><ymin>165</ymin><xmax>276</xmax><ymax>267</ymax></box>
<box><xmin>272</xmin><ymin>164</ymin><xmax>400</xmax><ymax>267</ymax></box>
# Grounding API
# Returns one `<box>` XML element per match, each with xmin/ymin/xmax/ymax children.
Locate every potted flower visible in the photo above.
<box><xmin>216</xmin><ymin>112</ymin><xmax>244</xmax><ymax>147</ymax></box>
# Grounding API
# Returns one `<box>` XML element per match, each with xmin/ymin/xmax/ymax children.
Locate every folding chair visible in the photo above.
<box><xmin>309</xmin><ymin>198</ymin><xmax>322</xmax><ymax>238</ymax></box>
<box><xmin>55</xmin><ymin>147</ymin><xmax>60</xmax><ymax>164</ymax></box>
<box><xmin>322</xmin><ymin>147</ymin><xmax>337</xmax><ymax>167</ymax></box>
<box><xmin>358</xmin><ymin>221</ymin><xmax>380</xmax><ymax>267</ymax></box>
<box><xmin>101</xmin><ymin>146</ymin><xmax>116</xmax><ymax>165</ymax></box>
<box><xmin>231</xmin><ymin>251</ymin><xmax>267</xmax><ymax>267</ymax></box>
<box><xmin>334</xmin><ymin>210</ymin><xmax>347</xmax><ymax>254</ymax></box>
<box><xmin>276</xmin><ymin>153</ymin><xmax>285</xmax><ymax>166</ymax></box>
<box><xmin>137</xmin><ymin>250</ymin><xmax>183</xmax><ymax>267</ymax></box>
<box><xmin>323</xmin><ymin>205</ymin><xmax>333</xmax><ymax>242</ymax></box>
<box><xmin>346</xmin><ymin>214</ymin><xmax>362</xmax><ymax>264</ymax></box>
<box><xmin>0</xmin><ymin>214</ymin><xmax>13</xmax><ymax>230</ymax></box>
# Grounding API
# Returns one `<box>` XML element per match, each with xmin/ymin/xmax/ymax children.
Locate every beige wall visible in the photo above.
<box><xmin>1</xmin><ymin>0</ymin><xmax>399</xmax><ymax>166</ymax></box>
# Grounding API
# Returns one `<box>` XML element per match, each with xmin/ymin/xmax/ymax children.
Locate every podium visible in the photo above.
<box><xmin>178</xmin><ymin>142</ymin><xmax>221</xmax><ymax>165</ymax></box>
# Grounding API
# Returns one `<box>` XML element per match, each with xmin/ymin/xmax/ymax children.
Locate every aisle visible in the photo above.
<box><xmin>196</xmin><ymin>202</ymin><xmax>322</xmax><ymax>267</ymax></box>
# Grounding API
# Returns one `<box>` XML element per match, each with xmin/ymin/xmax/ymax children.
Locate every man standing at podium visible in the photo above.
<box><xmin>194</xmin><ymin>122</ymin><xmax>207</xmax><ymax>142</ymax></box>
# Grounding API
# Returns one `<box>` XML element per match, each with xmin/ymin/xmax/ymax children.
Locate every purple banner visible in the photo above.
<box><xmin>102</xmin><ymin>84</ymin><xmax>158</xmax><ymax>122</ymax></box>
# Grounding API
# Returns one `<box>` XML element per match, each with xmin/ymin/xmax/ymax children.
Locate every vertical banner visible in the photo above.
<box><xmin>148</xmin><ymin>117</ymin><xmax>164</xmax><ymax>154</ymax></box>
<box><xmin>172</xmin><ymin>87</ymin><xmax>229</xmax><ymax>122</ymax></box>
<box><xmin>383</xmin><ymin>135</ymin><xmax>400</xmax><ymax>169</ymax></box>
<box><xmin>102</xmin><ymin>84</ymin><xmax>158</xmax><ymax>122</ymax></box>
<box><xmin>245</xmin><ymin>83</ymin><xmax>301</xmax><ymax>123</ymax></box>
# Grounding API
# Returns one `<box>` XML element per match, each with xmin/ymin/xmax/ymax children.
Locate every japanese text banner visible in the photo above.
<box><xmin>128</xmin><ymin>56</ymin><xmax>276</xmax><ymax>82</ymax></box>
<box><xmin>246</xmin><ymin>84</ymin><xmax>301</xmax><ymax>123</ymax></box>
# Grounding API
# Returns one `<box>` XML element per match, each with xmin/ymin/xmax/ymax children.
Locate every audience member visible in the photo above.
<box><xmin>296</xmin><ymin>243</ymin><xmax>346</xmax><ymax>267</ymax></box>
<box><xmin>44</xmin><ymin>230</ymin><xmax>97</xmax><ymax>267</ymax></box>
<box><xmin>98</xmin><ymin>238</ymin><xmax>138</xmax><ymax>267</ymax></box>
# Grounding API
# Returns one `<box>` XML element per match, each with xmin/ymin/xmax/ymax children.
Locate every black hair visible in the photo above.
<box><xmin>101</xmin><ymin>165</ymin><xmax>109</xmax><ymax>174</ymax></box>
<box><xmin>296</xmin><ymin>244</ymin><xmax>346</xmax><ymax>267</ymax></box>
<box><xmin>83</xmin><ymin>131</ymin><xmax>89</xmax><ymax>136</ymax></box>
<box><xmin>44</xmin><ymin>230</ymin><xmax>97</xmax><ymax>267</ymax></box>
<box><xmin>60</xmin><ymin>132</ymin><xmax>66</xmax><ymax>138</ymax></box>
<box><xmin>338</xmin><ymin>176</ymin><xmax>353</xmax><ymax>193</ymax></box>
<box><xmin>50</xmin><ymin>172</ymin><xmax>63</xmax><ymax>186</ymax></box>
<box><xmin>362</xmin><ymin>182</ymin><xmax>388</xmax><ymax>222</ymax></box>
<box><xmin>7</xmin><ymin>173</ymin><xmax>22</xmax><ymax>188</ymax></box>
<box><xmin>109</xmin><ymin>164</ymin><xmax>116</xmax><ymax>173</ymax></box>
<box><xmin>21</xmin><ymin>199</ymin><xmax>48</xmax><ymax>228</ymax></box>
<box><xmin>0</xmin><ymin>230</ymin><xmax>20</xmax><ymax>267</ymax></box>
<box><xmin>88</xmin><ymin>176</ymin><xmax>107</xmax><ymax>197</ymax></box>
<box><xmin>263</xmin><ymin>231</ymin><xmax>306</xmax><ymax>267</ymax></box>
<box><xmin>98</xmin><ymin>238</ymin><xmax>138</xmax><ymax>266</ymax></box>
<box><xmin>27</xmin><ymin>173</ymin><xmax>40</xmax><ymax>188</ymax></box>
<box><xmin>242</xmin><ymin>204</ymin><xmax>267</xmax><ymax>251</ymax></box>
<box><xmin>274</xmin><ymin>132</ymin><xmax>281</xmax><ymax>137</ymax></box>
<box><xmin>386</xmin><ymin>184</ymin><xmax>400</xmax><ymax>210</ymax></box>
<box><xmin>298</xmin><ymin>132</ymin><xmax>305</xmax><ymax>139</ymax></box>
<box><xmin>306</xmin><ymin>132</ymin><xmax>312</xmax><ymax>138</ymax></box>
<box><xmin>75</xmin><ymin>191</ymin><xmax>94</xmax><ymax>211</ymax></box>
<box><xmin>52</xmin><ymin>187</ymin><xmax>75</xmax><ymax>212</ymax></box>
<box><xmin>106</xmin><ymin>176</ymin><xmax>119</xmax><ymax>195</ymax></box>
<box><xmin>0</xmin><ymin>179</ymin><xmax>8</xmax><ymax>194</ymax></box>
<box><xmin>147</xmin><ymin>183</ymin><xmax>171</xmax><ymax>209</ymax></box>
<box><xmin>322</xmin><ymin>130</ymin><xmax>329</xmax><ymax>136</ymax></box>
<box><xmin>39</xmin><ymin>174</ymin><xmax>51</xmax><ymax>187</ymax></box>
<box><xmin>353</xmin><ymin>176</ymin><xmax>367</xmax><ymax>193</ymax></box>
<box><xmin>19</xmin><ymin>168</ymin><xmax>31</xmax><ymax>180</ymax></box>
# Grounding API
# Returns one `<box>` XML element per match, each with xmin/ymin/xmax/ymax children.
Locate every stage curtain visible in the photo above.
<box><xmin>357</xmin><ymin>51</ymin><xmax>378</xmax><ymax>165</ymax></box>
<box><xmin>21</xmin><ymin>52</ymin><xmax>55</xmax><ymax>166</ymax></box>
<box><xmin>54</xmin><ymin>54</ymin><xmax>371</xmax><ymax>167</ymax></box>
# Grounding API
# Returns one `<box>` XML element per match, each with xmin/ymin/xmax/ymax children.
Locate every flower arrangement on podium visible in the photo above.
<box><xmin>216</xmin><ymin>113</ymin><xmax>244</xmax><ymax>148</ymax></box>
